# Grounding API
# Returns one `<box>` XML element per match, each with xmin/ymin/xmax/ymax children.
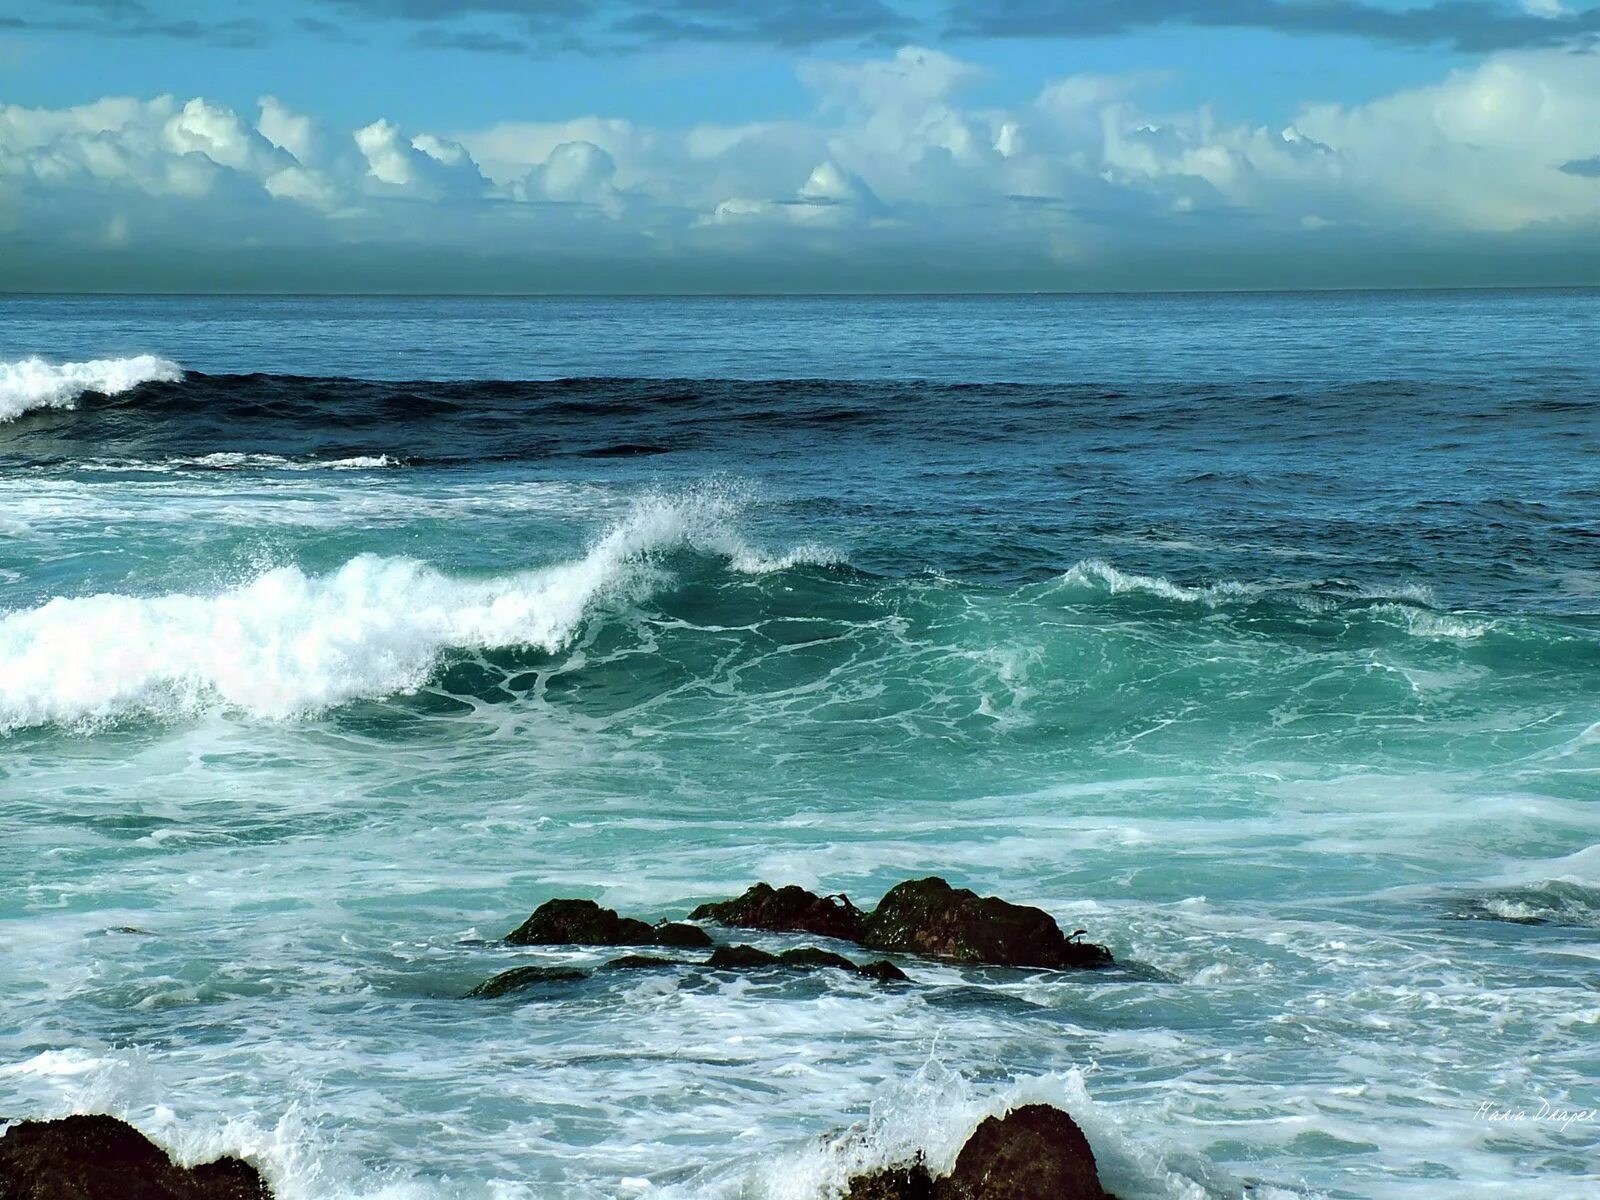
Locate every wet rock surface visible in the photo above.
<box><xmin>692</xmin><ymin>876</ymin><xmax>1113</xmax><ymax>969</ymax></box>
<box><xmin>689</xmin><ymin>883</ymin><xmax>867</xmax><ymax>942</ymax></box>
<box><xmin>465</xmin><ymin>964</ymin><xmax>590</xmax><ymax>997</ymax></box>
<box><xmin>844</xmin><ymin>1104</ymin><xmax>1111</xmax><ymax>1200</ymax></box>
<box><xmin>504</xmin><ymin>899</ymin><xmax>711</xmax><ymax>948</ymax></box>
<box><xmin>707</xmin><ymin>944</ymin><xmax>909</xmax><ymax>981</ymax></box>
<box><xmin>0</xmin><ymin>1114</ymin><xmax>271</xmax><ymax>1200</ymax></box>
<box><xmin>861</xmin><ymin>878</ymin><xmax>1113</xmax><ymax>969</ymax></box>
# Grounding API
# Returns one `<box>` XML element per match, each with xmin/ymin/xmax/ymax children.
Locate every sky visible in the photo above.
<box><xmin>0</xmin><ymin>1</ymin><xmax>1597</xmax><ymax>292</ymax></box>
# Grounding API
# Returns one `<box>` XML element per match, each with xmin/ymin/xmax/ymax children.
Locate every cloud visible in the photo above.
<box><xmin>0</xmin><ymin>45</ymin><xmax>1597</xmax><ymax>290</ymax></box>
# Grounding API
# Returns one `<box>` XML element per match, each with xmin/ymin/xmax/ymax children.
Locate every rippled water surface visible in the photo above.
<box><xmin>2</xmin><ymin>291</ymin><xmax>1598</xmax><ymax>1199</ymax></box>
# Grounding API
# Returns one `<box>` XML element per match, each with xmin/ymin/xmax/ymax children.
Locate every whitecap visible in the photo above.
<box><xmin>0</xmin><ymin>355</ymin><xmax>183</xmax><ymax>422</ymax></box>
<box><xmin>0</xmin><ymin>488</ymin><xmax>837</xmax><ymax>731</ymax></box>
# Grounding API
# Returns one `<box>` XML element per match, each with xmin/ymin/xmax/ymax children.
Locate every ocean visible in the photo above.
<box><xmin>1</xmin><ymin>291</ymin><xmax>1597</xmax><ymax>1199</ymax></box>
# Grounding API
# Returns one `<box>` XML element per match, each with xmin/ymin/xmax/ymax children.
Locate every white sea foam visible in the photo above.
<box><xmin>77</xmin><ymin>453</ymin><xmax>401</xmax><ymax>473</ymax></box>
<box><xmin>744</xmin><ymin>1061</ymin><xmax>1216</xmax><ymax>1200</ymax></box>
<box><xmin>0</xmin><ymin>489</ymin><xmax>836</xmax><ymax>731</ymax></box>
<box><xmin>1055</xmin><ymin>559</ymin><xmax>1257</xmax><ymax>605</ymax></box>
<box><xmin>0</xmin><ymin>355</ymin><xmax>183</xmax><ymax>422</ymax></box>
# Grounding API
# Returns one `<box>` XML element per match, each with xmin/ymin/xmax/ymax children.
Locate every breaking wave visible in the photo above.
<box><xmin>0</xmin><ymin>489</ymin><xmax>839</xmax><ymax>731</ymax></box>
<box><xmin>0</xmin><ymin>355</ymin><xmax>183</xmax><ymax>422</ymax></box>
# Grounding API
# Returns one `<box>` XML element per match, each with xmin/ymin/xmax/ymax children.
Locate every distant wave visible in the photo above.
<box><xmin>76</xmin><ymin>452</ymin><xmax>402</xmax><ymax>473</ymax></box>
<box><xmin>0</xmin><ymin>355</ymin><xmax>183</xmax><ymax>422</ymax></box>
<box><xmin>0</xmin><ymin>489</ymin><xmax>840</xmax><ymax>731</ymax></box>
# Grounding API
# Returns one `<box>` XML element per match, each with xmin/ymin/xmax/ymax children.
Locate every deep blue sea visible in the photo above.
<box><xmin>2</xmin><ymin>291</ymin><xmax>1598</xmax><ymax>1199</ymax></box>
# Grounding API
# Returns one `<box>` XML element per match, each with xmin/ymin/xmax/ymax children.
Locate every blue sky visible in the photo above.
<box><xmin>0</xmin><ymin>1</ymin><xmax>1597</xmax><ymax>290</ymax></box>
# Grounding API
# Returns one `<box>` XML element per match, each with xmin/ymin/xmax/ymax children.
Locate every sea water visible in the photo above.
<box><xmin>1</xmin><ymin>291</ymin><xmax>1597</xmax><ymax>1198</ymax></box>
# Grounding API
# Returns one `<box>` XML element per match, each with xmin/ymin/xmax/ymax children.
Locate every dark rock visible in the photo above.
<box><xmin>860</xmin><ymin>878</ymin><xmax>1112</xmax><ymax>969</ymax></box>
<box><xmin>690</xmin><ymin>883</ymin><xmax>866</xmax><ymax>942</ymax></box>
<box><xmin>504</xmin><ymin>901</ymin><xmax>709</xmax><ymax>950</ymax></box>
<box><xmin>601</xmin><ymin>955</ymin><xmax>686</xmax><ymax>971</ymax></box>
<box><xmin>465</xmin><ymin>964</ymin><xmax>588</xmax><ymax>998</ymax></box>
<box><xmin>505</xmin><ymin>899</ymin><xmax>657</xmax><ymax>947</ymax></box>
<box><xmin>769</xmin><ymin>945</ymin><xmax>864</xmax><ymax>972</ymax></box>
<box><xmin>941</xmin><ymin>1104</ymin><xmax>1109</xmax><ymax>1200</ymax></box>
<box><xmin>843</xmin><ymin>1104</ymin><xmax>1108</xmax><ymax>1200</ymax></box>
<box><xmin>706</xmin><ymin>944</ymin><xmax>908</xmax><ymax>981</ymax></box>
<box><xmin>843</xmin><ymin>1159</ymin><xmax>938</xmax><ymax>1200</ymax></box>
<box><xmin>652</xmin><ymin>921</ymin><xmax>713</xmax><ymax>948</ymax></box>
<box><xmin>0</xmin><ymin>1114</ymin><xmax>271</xmax><ymax>1200</ymax></box>
<box><xmin>858</xmin><ymin>959</ymin><xmax>912</xmax><ymax>983</ymax></box>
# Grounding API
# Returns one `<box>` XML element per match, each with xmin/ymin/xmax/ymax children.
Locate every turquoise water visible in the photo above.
<box><xmin>1</xmin><ymin>292</ymin><xmax>1598</xmax><ymax>1198</ymax></box>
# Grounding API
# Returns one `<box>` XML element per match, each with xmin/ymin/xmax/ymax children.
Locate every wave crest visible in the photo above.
<box><xmin>0</xmin><ymin>490</ymin><xmax>837</xmax><ymax>731</ymax></box>
<box><xmin>0</xmin><ymin>355</ymin><xmax>183</xmax><ymax>423</ymax></box>
<box><xmin>1054</xmin><ymin>559</ymin><xmax>1257</xmax><ymax>605</ymax></box>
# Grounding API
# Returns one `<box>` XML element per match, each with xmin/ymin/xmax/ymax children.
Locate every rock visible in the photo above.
<box><xmin>465</xmin><ymin>964</ymin><xmax>588</xmax><ymax>997</ymax></box>
<box><xmin>690</xmin><ymin>883</ymin><xmax>867</xmax><ymax>942</ymax></box>
<box><xmin>706</xmin><ymin>944</ymin><xmax>908</xmax><ymax>981</ymax></box>
<box><xmin>842</xmin><ymin>1160</ymin><xmax>938</xmax><ymax>1200</ymax></box>
<box><xmin>505</xmin><ymin>899</ymin><xmax>657</xmax><ymax>946</ymax></box>
<box><xmin>857</xmin><ymin>959</ymin><xmax>912</xmax><ymax>984</ymax></box>
<box><xmin>860</xmin><ymin>878</ymin><xmax>1112</xmax><ymax>969</ymax></box>
<box><xmin>504</xmin><ymin>900</ymin><xmax>710</xmax><ymax>949</ymax></box>
<box><xmin>941</xmin><ymin>1105</ymin><xmax>1109</xmax><ymax>1200</ymax></box>
<box><xmin>706</xmin><ymin>943</ymin><xmax>783</xmax><ymax>970</ymax></box>
<box><xmin>601</xmin><ymin>955</ymin><xmax>686</xmax><ymax>970</ymax></box>
<box><xmin>843</xmin><ymin>1105</ymin><xmax>1109</xmax><ymax>1200</ymax></box>
<box><xmin>0</xmin><ymin>1114</ymin><xmax>271</xmax><ymax>1200</ymax></box>
<box><xmin>652</xmin><ymin>921</ymin><xmax>713</xmax><ymax>948</ymax></box>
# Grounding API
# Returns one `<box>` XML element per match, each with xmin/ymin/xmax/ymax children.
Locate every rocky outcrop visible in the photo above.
<box><xmin>844</xmin><ymin>1105</ymin><xmax>1110</xmax><ymax>1200</ymax></box>
<box><xmin>861</xmin><ymin>878</ymin><xmax>1113</xmax><ymax>969</ymax></box>
<box><xmin>692</xmin><ymin>877</ymin><xmax>1112</xmax><ymax>969</ymax></box>
<box><xmin>0</xmin><ymin>1114</ymin><xmax>271</xmax><ymax>1200</ymax></box>
<box><xmin>653</xmin><ymin>921</ymin><xmax>715</xmax><ymax>948</ymax></box>
<box><xmin>941</xmin><ymin>1105</ymin><xmax>1110</xmax><ymax>1199</ymax></box>
<box><xmin>689</xmin><ymin>883</ymin><xmax>867</xmax><ymax>942</ymax></box>
<box><xmin>504</xmin><ymin>899</ymin><xmax>711</xmax><ymax>949</ymax></box>
<box><xmin>707</xmin><ymin>944</ymin><xmax>909</xmax><ymax>981</ymax></box>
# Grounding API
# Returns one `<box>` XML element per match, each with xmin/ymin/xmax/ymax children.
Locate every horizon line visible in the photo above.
<box><xmin>4</xmin><ymin>284</ymin><xmax>1598</xmax><ymax>300</ymax></box>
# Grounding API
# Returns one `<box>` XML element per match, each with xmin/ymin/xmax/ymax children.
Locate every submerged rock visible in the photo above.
<box><xmin>706</xmin><ymin>944</ymin><xmax>908</xmax><ymax>981</ymax></box>
<box><xmin>844</xmin><ymin>1104</ymin><xmax>1110</xmax><ymax>1200</ymax></box>
<box><xmin>601</xmin><ymin>954</ymin><xmax>686</xmax><ymax>970</ymax></box>
<box><xmin>468</xmin><ymin>945</ymin><xmax>906</xmax><ymax>997</ymax></box>
<box><xmin>504</xmin><ymin>899</ymin><xmax>710</xmax><ymax>948</ymax></box>
<box><xmin>860</xmin><ymin>878</ymin><xmax>1112</xmax><ymax>969</ymax></box>
<box><xmin>0</xmin><ymin>1114</ymin><xmax>271</xmax><ymax>1200</ymax></box>
<box><xmin>466</xmin><ymin>964</ymin><xmax>590</xmax><ymax>997</ymax></box>
<box><xmin>690</xmin><ymin>883</ymin><xmax>866</xmax><ymax>942</ymax></box>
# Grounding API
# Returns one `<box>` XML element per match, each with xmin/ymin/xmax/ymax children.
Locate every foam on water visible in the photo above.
<box><xmin>0</xmin><ymin>355</ymin><xmax>183</xmax><ymax>421</ymax></box>
<box><xmin>74</xmin><ymin>453</ymin><xmax>403</xmax><ymax>472</ymax></box>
